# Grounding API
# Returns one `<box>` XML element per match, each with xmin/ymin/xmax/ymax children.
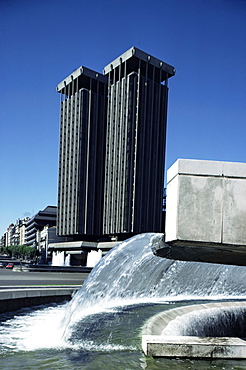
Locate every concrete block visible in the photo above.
<box><xmin>223</xmin><ymin>178</ymin><xmax>246</xmax><ymax>245</ymax></box>
<box><xmin>165</xmin><ymin>159</ymin><xmax>246</xmax><ymax>248</ymax></box>
<box><xmin>166</xmin><ymin>159</ymin><xmax>222</xmax><ymax>183</ymax></box>
<box><xmin>142</xmin><ymin>302</ymin><xmax>246</xmax><ymax>358</ymax></box>
<box><xmin>142</xmin><ymin>335</ymin><xmax>246</xmax><ymax>358</ymax></box>
<box><xmin>222</xmin><ymin>161</ymin><xmax>246</xmax><ymax>178</ymax></box>
<box><xmin>166</xmin><ymin>170</ymin><xmax>223</xmax><ymax>244</ymax></box>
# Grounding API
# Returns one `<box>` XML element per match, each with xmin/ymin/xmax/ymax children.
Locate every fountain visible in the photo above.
<box><xmin>52</xmin><ymin>251</ymin><xmax>70</xmax><ymax>266</ymax></box>
<box><xmin>64</xmin><ymin>253</ymin><xmax>70</xmax><ymax>266</ymax></box>
<box><xmin>86</xmin><ymin>249</ymin><xmax>102</xmax><ymax>268</ymax></box>
<box><xmin>1</xmin><ymin>233</ymin><xmax>246</xmax><ymax>369</ymax></box>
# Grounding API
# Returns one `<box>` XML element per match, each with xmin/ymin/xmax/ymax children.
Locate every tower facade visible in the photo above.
<box><xmin>57</xmin><ymin>47</ymin><xmax>175</xmax><ymax>239</ymax></box>
<box><xmin>103</xmin><ymin>47</ymin><xmax>175</xmax><ymax>234</ymax></box>
<box><xmin>57</xmin><ymin>67</ymin><xmax>107</xmax><ymax>236</ymax></box>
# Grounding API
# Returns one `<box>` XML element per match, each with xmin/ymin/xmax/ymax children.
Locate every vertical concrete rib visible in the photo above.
<box><xmin>71</xmin><ymin>78</ymin><xmax>76</xmax><ymax>233</ymax></box>
<box><xmin>137</xmin><ymin>60</ymin><xmax>149</xmax><ymax>231</ymax></box>
<box><xmin>121</xmin><ymin>61</ymin><xmax>128</xmax><ymax>231</ymax></box>
<box><xmin>111</xmin><ymin>75</ymin><xmax>117</xmax><ymax>233</ymax></box>
<box><xmin>83</xmin><ymin>79</ymin><xmax>90</xmax><ymax>233</ymax></box>
<box><xmin>115</xmin><ymin>78</ymin><xmax>120</xmax><ymax>232</ymax></box>
<box><xmin>131</xmin><ymin>61</ymin><xmax>140</xmax><ymax>232</ymax></box>
<box><xmin>66</xmin><ymin>84</ymin><xmax>71</xmax><ymax>235</ymax></box>
<box><xmin>104</xmin><ymin>81</ymin><xmax>109</xmax><ymax>233</ymax></box>
<box><xmin>120</xmin><ymin>68</ymin><xmax>126</xmax><ymax>231</ymax></box>
<box><xmin>58</xmin><ymin>93</ymin><xmax>64</xmax><ymax>235</ymax></box>
<box><xmin>73</xmin><ymin>91</ymin><xmax>78</xmax><ymax>233</ymax></box>
<box><xmin>63</xmin><ymin>92</ymin><xmax>67</xmax><ymax>235</ymax></box>
<box><xmin>153</xmin><ymin>68</ymin><xmax>162</xmax><ymax>229</ymax></box>
<box><xmin>70</xmin><ymin>93</ymin><xmax>73</xmax><ymax>234</ymax></box>
<box><xmin>64</xmin><ymin>92</ymin><xmax>69</xmax><ymax>235</ymax></box>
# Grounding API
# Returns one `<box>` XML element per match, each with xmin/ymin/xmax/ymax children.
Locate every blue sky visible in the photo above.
<box><xmin>1</xmin><ymin>0</ymin><xmax>245</xmax><ymax>236</ymax></box>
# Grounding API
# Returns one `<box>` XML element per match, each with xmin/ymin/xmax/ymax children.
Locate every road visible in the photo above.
<box><xmin>0</xmin><ymin>268</ymin><xmax>89</xmax><ymax>288</ymax></box>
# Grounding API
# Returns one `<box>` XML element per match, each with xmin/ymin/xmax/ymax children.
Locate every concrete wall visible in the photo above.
<box><xmin>165</xmin><ymin>159</ymin><xmax>246</xmax><ymax>246</ymax></box>
<box><xmin>0</xmin><ymin>287</ymin><xmax>80</xmax><ymax>313</ymax></box>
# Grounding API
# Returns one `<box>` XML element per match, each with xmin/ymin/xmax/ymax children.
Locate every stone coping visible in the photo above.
<box><xmin>142</xmin><ymin>335</ymin><xmax>246</xmax><ymax>358</ymax></box>
<box><xmin>0</xmin><ymin>286</ymin><xmax>80</xmax><ymax>314</ymax></box>
<box><xmin>142</xmin><ymin>301</ymin><xmax>246</xmax><ymax>358</ymax></box>
<box><xmin>0</xmin><ymin>286</ymin><xmax>81</xmax><ymax>300</ymax></box>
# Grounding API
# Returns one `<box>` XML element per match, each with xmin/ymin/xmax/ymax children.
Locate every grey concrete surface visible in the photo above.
<box><xmin>0</xmin><ymin>286</ymin><xmax>81</xmax><ymax>313</ymax></box>
<box><xmin>166</xmin><ymin>159</ymin><xmax>246</xmax><ymax>245</ymax></box>
<box><xmin>159</xmin><ymin>159</ymin><xmax>246</xmax><ymax>265</ymax></box>
<box><xmin>142</xmin><ymin>335</ymin><xmax>246</xmax><ymax>358</ymax></box>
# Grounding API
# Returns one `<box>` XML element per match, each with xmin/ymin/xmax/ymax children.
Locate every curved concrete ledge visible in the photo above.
<box><xmin>0</xmin><ymin>286</ymin><xmax>80</xmax><ymax>314</ymax></box>
<box><xmin>142</xmin><ymin>301</ymin><xmax>246</xmax><ymax>358</ymax></box>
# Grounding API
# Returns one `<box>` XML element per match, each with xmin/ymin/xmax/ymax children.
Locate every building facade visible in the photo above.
<box><xmin>103</xmin><ymin>48</ymin><xmax>174</xmax><ymax>234</ymax></box>
<box><xmin>57</xmin><ymin>47</ymin><xmax>175</xmax><ymax>240</ymax></box>
<box><xmin>25</xmin><ymin>206</ymin><xmax>57</xmax><ymax>246</ymax></box>
<box><xmin>57</xmin><ymin>67</ymin><xmax>107</xmax><ymax>237</ymax></box>
<box><xmin>0</xmin><ymin>218</ymin><xmax>30</xmax><ymax>249</ymax></box>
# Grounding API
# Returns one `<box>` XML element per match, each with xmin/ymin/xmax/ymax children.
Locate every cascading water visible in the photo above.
<box><xmin>1</xmin><ymin>233</ymin><xmax>246</xmax><ymax>369</ymax></box>
<box><xmin>64</xmin><ymin>253</ymin><xmax>70</xmax><ymax>266</ymax></box>
<box><xmin>86</xmin><ymin>249</ymin><xmax>102</xmax><ymax>268</ymax></box>
<box><xmin>61</xmin><ymin>233</ymin><xmax>246</xmax><ymax>340</ymax></box>
<box><xmin>162</xmin><ymin>306</ymin><xmax>246</xmax><ymax>338</ymax></box>
<box><xmin>52</xmin><ymin>251</ymin><xmax>70</xmax><ymax>266</ymax></box>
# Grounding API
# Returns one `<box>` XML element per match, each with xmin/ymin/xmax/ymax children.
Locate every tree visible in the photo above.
<box><xmin>0</xmin><ymin>245</ymin><xmax>35</xmax><ymax>260</ymax></box>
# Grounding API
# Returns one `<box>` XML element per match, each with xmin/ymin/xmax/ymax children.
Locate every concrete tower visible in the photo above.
<box><xmin>57</xmin><ymin>67</ymin><xmax>107</xmax><ymax>237</ymax></box>
<box><xmin>103</xmin><ymin>47</ymin><xmax>175</xmax><ymax>235</ymax></box>
<box><xmin>57</xmin><ymin>47</ymin><xmax>175</xmax><ymax>240</ymax></box>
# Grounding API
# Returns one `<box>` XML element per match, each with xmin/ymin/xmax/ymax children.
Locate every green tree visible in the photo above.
<box><xmin>0</xmin><ymin>245</ymin><xmax>36</xmax><ymax>260</ymax></box>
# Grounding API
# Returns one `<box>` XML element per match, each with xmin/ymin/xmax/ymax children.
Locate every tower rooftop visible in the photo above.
<box><xmin>57</xmin><ymin>66</ymin><xmax>107</xmax><ymax>93</ymax></box>
<box><xmin>103</xmin><ymin>46</ymin><xmax>176</xmax><ymax>81</ymax></box>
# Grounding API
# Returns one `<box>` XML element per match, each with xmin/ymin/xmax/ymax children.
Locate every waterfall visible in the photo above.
<box><xmin>162</xmin><ymin>306</ymin><xmax>246</xmax><ymax>338</ymax></box>
<box><xmin>52</xmin><ymin>251</ymin><xmax>70</xmax><ymax>266</ymax></box>
<box><xmin>64</xmin><ymin>254</ymin><xmax>70</xmax><ymax>266</ymax></box>
<box><xmin>60</xmin><ymin>233</ymin><xmax>246</xmax><ymax>339</ymax></box>
<box><xmin>86</xmin><ymin>249</ymin><xmax>102</xmax><ymax>267</ymax></box>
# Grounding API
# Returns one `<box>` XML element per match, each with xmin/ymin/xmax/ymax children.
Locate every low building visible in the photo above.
<box><xmin>6</xmin><ymin>224</ymin><xmax>15</xmax><ymax>247</ymax></box>
<box><xmin>25</xmin><ymin>206</ymin><xmax>57</xmax><ymax>247</ymax></box>
<box><xmin>1</xmin><ymin>218</ymin><xmax>30</xmax><ymax>249</ymax></box>
<box><xmin>48</xmin><ymin>239</ymin><xmax>118</xmax><ymax>267</ymax></box>
<box><xmin>37</xmin><ymin>225</ymin><xmax>71</xmax><ymax>264</ymax></box>
<box><xmin>19</xmin><ymin>218</ymin><xmax>29</xmax><ymax>245</ymax></box>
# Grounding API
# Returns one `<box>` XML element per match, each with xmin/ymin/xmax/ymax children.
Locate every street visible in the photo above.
<box><xmin>0</xmin><ymin>268</ymin><xmax>89</xmax><ymax>287</ymax></box>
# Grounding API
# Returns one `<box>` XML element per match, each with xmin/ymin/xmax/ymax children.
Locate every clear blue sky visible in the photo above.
<box><xmin>1</xmin><ymin>0</ymin><xmax>245</xmax><ymax>236</ymax></box>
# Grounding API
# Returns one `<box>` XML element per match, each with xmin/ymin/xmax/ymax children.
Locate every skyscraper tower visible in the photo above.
<box><xmin>57</xmin><ymin>67</ymin><xmax>107</xmax><ymax>237</ymax></box>
<box><xmin>103</xmin><ymin>47</ymin><xmax>175</xmax><ymax>235</ymax></box>
<box><xmin>57</xmin><ymin>47</ymin><xmax>175</xmax><ymax>240</ymax></box>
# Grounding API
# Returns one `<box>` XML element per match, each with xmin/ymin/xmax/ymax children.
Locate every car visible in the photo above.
<box><xmin>6</xmin><ymin>263</ymin><xmax>14</xmax><ymax>269</ymax></box>
<box><xmin>0</xmin><ymin>262</ymin><xmax>4</xmax><ymax>268</ymax></box>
